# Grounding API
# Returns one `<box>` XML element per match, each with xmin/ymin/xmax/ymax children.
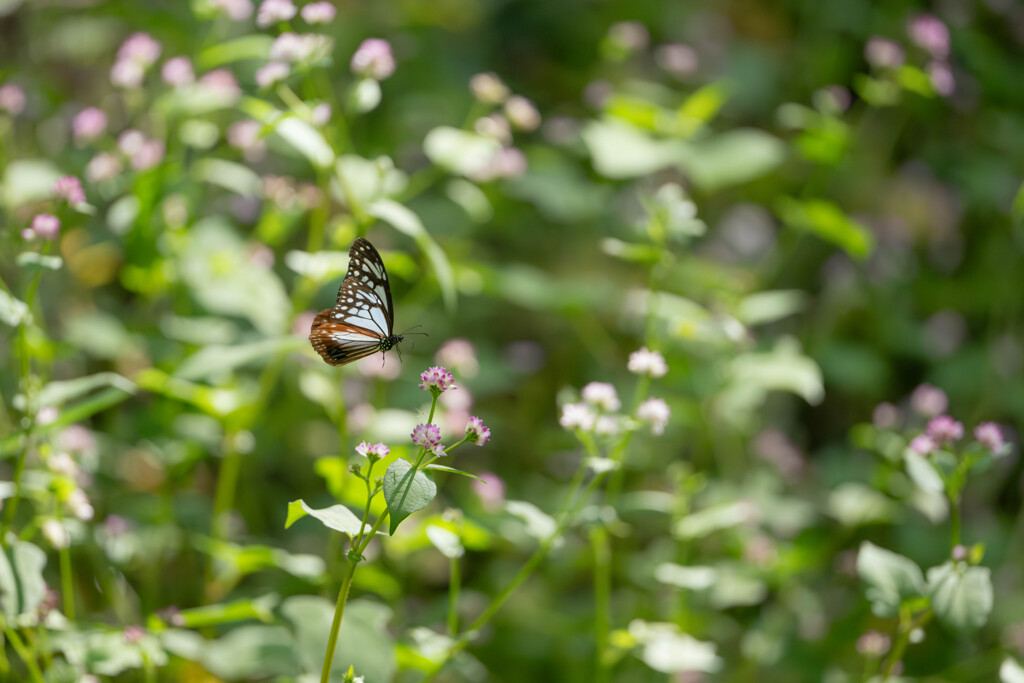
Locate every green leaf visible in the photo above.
<box><xmin>422</xmin><ymin>126</ymin><xmax>501</xmax><ymax>177</ymax></box>
<box><xmin>334</xmin><ymin>155</ymin><xmax>408</xmax><ymax>207</ymax></box>
<box><xmin>192</xmin><ymin>158</ymin><xmax>263</xmax><ymax>197</ymax></box>
<box><xmin>736</xmin><ymin>290</ymin><xmax>807</xmax><ymax>326</ymax></box>
<box><xmin>1002</xmin><ymin>657</ymin><xmax>1024</xmax><ymax>683</ymax></box>
<box><xmin>368</xmin><ymin>199</ymin><xmax>456</xmax><ymax>311</ymax></box>
<box><xmin>15</xmin><ymin>372</ymin><xmax>136</xmax><ymax>411</ymax></box>
<box><xmin>174</xmin><ymin>594</ymin><xmax>279</xmax><ymax>628</ymax></box>
<box><xmin>198</xmin><ymin>34</ymin><xmax>274</xmax><ymax>68</ymax></box>
<box><xmin>285</xmin><ymin>499</ymin><xmax>381</xmax><ymax>539</ymax></box>
<box><xmin>903</xmin><ymin>450</ymin><xmax>945</xmax><ymax>493</ymax></box>
<box><xmin>424</xmin><ymin>464</ymin><xmax>487</xmax><ymax>483</ymax></box>
<box><xmin>629</xmin><ymin>621</ymin><xmax>722</xmax><ymax>674</ymax></box>
<box><xmin>582</xmin><ymin>120</ymin><xmax>686</xmax><ymax>179</ymax></box>
<box><xmin>0</xmin><ymin>541</ymin><xmax>47</xmax><ymax>623</ymax></box>
<box><xmin>383</xmin><ymin>460</ymin><xmax>437</xmax><ymax>535</ymax></box>
<box><xmin>505</xmin><ymin>500</ymin><xmax>556</xmax><ymax>541</ymax></box>
<box><xmin>828</xmin><ymin>483</ymin><xmax>900</xmax><ymax>526</ymax></box>
<box><xmin>425</xmin><ymin>524</ymin><xmax>464</xmax><ymax>559</ymax></box>
<box><xmin>16</xmin><ymin>252</ymin><xmax>63</xmax><ymax>271</ymax></box>
<box><xmin>1</xmin><ymin>159</ymin><xmax>61</xmax><ymax>210</ymax></box>
<box><xmin>176</xmin><ymin>337</ymin><xmax>303</xmax><ymax>381</ymax></box>
<box><xmin>201</xmin><ymin>625</ymin><xmax>299</xmax><ymax>679</ymax></box>
<box><xmin>242</xmin><ymin>97</ymin><xmax>335</xmax><ymax>169</ymax></box>
<box><xmin>776</xmin><ymin>197</ymin><xmax>875</xmax><ymax>259</ymax></box>
<box><xmin>927</xmin><ymin>561</ymin><xmax>993</xmax><ymax>637</ymax></box>
<box><xmin>856</xmin><ymin>541</ymin><xmax>926</xmax><ymax>617</ymax></box>
<box><xmin>675</xmin><ymin>501</ymin><xmax>753</xmax><ymax>540</ymax></box>
<box><xmin>678</xmin><ymin>129</ymin><xmax>787</xmax><ymax>191</ymax></box>
<box><xmin>0</xmin><ymin>290</ymin><xmax>30</xmax><ymax>327</ymax></box>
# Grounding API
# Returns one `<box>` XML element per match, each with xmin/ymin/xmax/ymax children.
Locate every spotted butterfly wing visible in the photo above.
<box><xmin>308</xmin><ymin>238</ymin><xmax>404</xmax><ymax>366</ymax></box>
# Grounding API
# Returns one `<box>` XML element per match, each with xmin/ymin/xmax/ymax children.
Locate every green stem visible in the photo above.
<box><xmin>448</xmin><ymin>555</ymin><xmax>461</xmax><ymax>636</ymax></box>
<box><xmin>949</xmin><ymin>494</ymin><xmax>961</xmax><ymax>549</ymax></box>
<box><xmin>211</xmin><ymin>439</ymin><xmax>243</xmax><ymax>542</ymax></box>
<box><xmin>320</xmin><ymin>558</ymin><xmax>358</xmax><ymax>683</ymax></box>
<box><xmin>882</xmin><ymin>609</ymin><xmax>932</xmax><ymax>681</ymax></box>
<box><xmin>591</xmin><ymin>525</ymin><xmax>611</xmax><ymax>683</ymax></box>
<box><xmin>3</xmin><ymin>627</ymin><xmax>44</xmax><ymax>683</ymax></box>
<box><xmin>57</xmin><ymin>511</ymin><xmax>75</xmax><ymax>621</ymax></box>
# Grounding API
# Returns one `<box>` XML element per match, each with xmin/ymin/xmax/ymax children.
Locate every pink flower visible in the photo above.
<box><xmin>926</xmin><ymin>415</ymin><xmax>964</xmax><ymax>444</ymax></box>
<box><xmin>474</xmin><ymin>114</ymin><xmax>512</xmax><ymax>144</ymax></box>
<box><xmin>974</xmin><ymin>422</ymin><xmax>1004</xmax><ymax>453</ymax></box>
<box><xmin>350</xmin><ymin>38</ymin><xmax>395</xmax><ymax>80</ymax></box>
<box><xmin>928</xmin><ymin>61</ymin><xmax>955</xmax><ymax>97</ymax></box>
<box><xmin>471</xmin><ymin>472</ymin><xmax>505</xmax><ymax>510</ymax></box>
<box><xmin>118</xmin><ymin>32</ymin><xmax>162</xmax><ymax>66</ymax></box>
<box><xmin>211</xmin><ymin>0</ymin><xmax>253</xmax><ymax>20</ymax></box>
<box><xmin>909</xmin><ymin>433</ymin><xmax>936</xmax><ymax>455</ymax></box>
<box><xmin>911</xmin><ymin>383</ymin><xmax>948</xmax><ymax>417</ymax></box>
<box><xmin>607</xmin><ymin>21</ymin><xmax>649</xmax><ymax>52</ymax></box>
<box><xmin>504</xmin><ymin>95</ymin><xmax>540</xmax><ymax>132</ymax></box>
<box><xmin>255</xmin><ymin>61</ymin><xmax>289</xmax><ymax>88</ymax></box>
<box><xmin>72</xmin><ymin>107</ymin><xmax>107</xmax><ymax>143</ymax></box>
<box><xmin>53</xmin><ymin>176</ymin><xmax>85</xmax><ymax>204</ymax></box>
<box><xmin>227</xmin><ymin>120</ymin><xmax>266</xmax><ymax>161</ymax></box>
<box><xmin>131</xmin><ymin>139</ymin><xmax>165</xmax><ymax>171</ymax></box>
<box><xmin>420</xmin><ymin>366</ymin><xmax>457</xmax><ymax>393</ymax></box>
<box><xmin>412</xmin><ymin>423</ymin><xmax>444</xmax><ymax>455</ymax></box>
<box><xmin>110</xmin><ymin>60</ymin><xmax>146</xmax><ymax>88</ymax></box>
<box><xmin>469</xmin><ymin>72</ymin><xmax>509</xmax><ymax>104</ymax></box>
<box><xmin>28</xmin><ymin>214</ymin><xmax>60</xmax><ymax>241</ymax></box>
<box><xmin>85</xmin><ymin>153</ymin><xmax>123</xmax><ymax>183</ymax></box>
<box><xmin>908</xmin><ymin>13</ymin><xmax>950</xmax><ymax>58</ymax></box>
<box><xmin>864</xmin><ymin>37</ymin><xmax>905</xmax><ymax>68</ymax></box>
<box><xmin>257</xmin><ymin>0</ymin><xmax>297</xmax><ymax>27</ymax></box>
<box><xmin>654</xmin><ymin>43</ymin><xmax>698</xmax><ymax>78</ymax></box>
<box><xmin>471</xmin><ymin>147</ymin><xmax>527</xmax><ymax>182</ymax></box>
<box><xmin>198</xmin><ymin>69</ymin><xmax>242</xmax><ymax>100</ymax></box>
<box><xmin>628</xmin><ymin>347</ymin><xmax>668</xmax><ymax>378</ymax></box>
<box><xmin>311</xmin><ymin>103</ymin><xmax>331</xmax><ymax>126</ymax></box>
<box><xmin>123</xmin><ymin>625</ymin><xmax>145</xmax><ymax>645</ymax></box>
<box><xmin>118</xmin><ymin>129</ymin><xmax>145</xmax><ymax>155</ymax></box>
<box><xmin>637</xmin><ymin>397</ymin><xmax>670</xmax><ymax>435</ymax></box>
<box><xmin>162</xmin><ymin>57</ymin><xmax>195</xmax><ymax>87</ymax></box>
<box><xmin>355</xmin><ymin>441</ymin><xmax>390</xmax><ymax>460</ymax></box>
<box><xmin>435</xmin><ymin>338</ymin><xmax>479</xmax><ymax>378</ymax></box>
<box><xmin>59</xmin><ymin>425</ymin><xmax>96</xmax><ymax>453</ymax></box>
<box><xmin>0</xmin><ymin>83</ymin><xmax>26</xmax><ymax>115</ymax></box>
<box><xmin>872</xmin><ymin>402</ymin><xmax>900</xmax><ymax>430</ymax></box>
<box><xmin>270</xmin><ymin>32</ymin><xmax>333</xmax><ymax>62</ymax></box>
<box><xmin>465</xmin><ymin>416</ymin><xmax>491</xmax><ymax>445</ymax></box>
<box><xmin>301</xmin><ymin>1</ymin><xmax>336</xmax><ymax>24</ymax></box>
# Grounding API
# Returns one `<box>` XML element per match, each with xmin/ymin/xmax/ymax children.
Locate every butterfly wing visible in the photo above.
<box><xmin>344</xmin><ymin>238</ymin><xmax>394</xmax><ymax>334</ymax></box>
<box><xmin>308</xmin><ymin>238</ymin><xmax>397</xmax><ymax>366</ymax></box>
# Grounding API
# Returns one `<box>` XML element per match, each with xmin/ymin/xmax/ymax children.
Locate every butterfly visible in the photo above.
<box><xmin>308</xmin><ymin>238</ymin><xmax>405</xmax><ymax>366</ymax></box>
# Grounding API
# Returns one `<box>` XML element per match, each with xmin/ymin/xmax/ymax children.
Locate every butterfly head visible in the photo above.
<box><xmin>380</xmin><ymin>334</ymin><xmax>404</xmax><ymax>352</ymax></box>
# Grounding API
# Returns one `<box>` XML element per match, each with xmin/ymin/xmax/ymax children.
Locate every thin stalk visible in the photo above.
<box><xmin>57</xmin><ymin>511</ymin><xmax>74</xmax><ymax>621</ymax></box>
<box><xmin>3</xmin><ymin>627</ymin><xmax>44</xmax><ymax>683</ymax></box>
<box><xmin>320</xmin><ymin>558</ymin><xmax>358</xmax><ymax>683</ymax></box>
<box><xmin>949</xmin><ymin>494</ymin><xmax>961</xmax><ymax>549</ymax></box>
<box><xmin>591</xmin><ymin>525</ymin><xmax>611</xmax><ymax>683</ymax></box>
<box><xmin>448</xmin><ymin>555</ymin><xmax>461</xmax><ymax>636</ymax></box>
<box><xmin>882</xmin><ymin>609</ymin><xmax>932</xmax><ymax>680</ymax></box>
<box><xmin>211</xmin><ymin>438</ymin><xmax>243</xmax><ymax>542</ymax></box>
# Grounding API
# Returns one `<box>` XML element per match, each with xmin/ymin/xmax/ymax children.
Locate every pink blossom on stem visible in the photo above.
<box><xmin>0</xmin><ymin>83</ymin><xmax>26</xmax><ymax>115</ymax></box>
<box><xmin>73</xmin><ymin>107</ymin><xmax>107</xmax><ymax>143</ymax></box>
<box><xmin>257</xmin><ymin>0</ymin><xmax>296</xmax><ymax>27</ymax></box>
<box><xmin>420</xmin><ymin>366</ymin><xmax>457</xmax><ymax>393</ymax></box>
<box><xmin>909</xmin><ymin>433</ymin><xmax>936</xmax><ymax>455</ymax></box>
<box><xmin>350</xmin><ymin>38</ymin><xmax>395</xmax><ymax>80</ymax></box>
<box><xmin>162</xmin><ymin>57</ymin><xmax>195</xmax><ymax>87</ymax></box>
<box><xmin>28</xmin><ymin>214</ymin><xmax>61</xmax><ymax>241</ymax></box>
<box><xmin>355</xmin><ymin>441</ymin><xmax>390</xmax><ymax>460</ymax></box>
<box><xmin>637</xmin><ymin>397</ymin><xmax>670</xmax><ymax>435</ymax></box>
<box><xmin>926</xmin><ymin>415</ymin><xmax>964</xmax><ymax>444</ymax></box>
<box><xmin>974</xmin><ymin>422</ymin><xmax>1004</xmax><ymax>453</ymax></box>
<box><xmin>301</xmin><ymin>1</ymin><xmax>335</xmax><ymax>24</ymax></box>
<box><xmin>53</xmin><ymin>176</ymin><xmax>85</xmax><ymax>203</ymax></box>
<box><xmin>465</xmin><ymin>416</ymin><xmax>491</xmax><ymax>445</ymax></box>
<box><xmin>908</xmin><ymin>13</ymin><xmax>950</xmax><ymax>58</ymax></box>
<box><xmin>864</xmin><ymin>37</ymin><xmax>905</xmax><ymax>68</ymax></box>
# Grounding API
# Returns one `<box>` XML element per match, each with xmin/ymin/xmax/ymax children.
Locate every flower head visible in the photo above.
<box><xmin>198</xmin><ymin>69</ymin><xmax>242</xmax><ymax>101</ymax></box>
<box><xmin>911</xmin><ymin>383</ymin><xmax>948</xmax><ymax>417</ymax></box>
<box><xmin>926</xmin><ymin>415</ymin><xmax>964</xmax><ymax>444</ymax></box>
<box><xmin>465</xmin><ymin>416</ymin><xmax>491</xmax><ymax>445</ymax></box>
<box><xmin>73</xmin><ymin>107</ymin><xmax>107</xmax><ymax>143</ymax></box>
<box><xmin>654</xmin><ymin>43</ymin><xmax>698</xmax><ymax>78</ymax></box>
<box><xmin>928</xmin><ymin>61</ymin><xmax>954</xmax><ymax>97</ymax></box>
<box><xmin>504</xmin><ymin>95</ymin><xmax>540</xmax><ymax>132</ymax></box>
<box><xmin>42</xmin><ymin>519</ymin><xmax>69</xmax><ymax>549</ymax></box>
<box><xmin>53</xmin><ymin>176</ymin><xmax>85</xmax><ymax>204</ymax></box>
<box><xmin>350</xmin><ymin>38</ymin><xmax>395</xmax><ymax>81</ymax></box>
<box><xmin>257</xmin><ymin>0</ymin><xmax>296</xmax><ymax>27</ymax></box>
<box><xmin>131</xmin><ymin>139</ymin><xmax>166</xmax><ymax>171</ymax></box>
<box><xmin>301</xmin><ymin>1</ymin><xmax>336</xmax><ymax>24</ymax></box>
<box><xmin>637</xmin><ymin>397</ymin><xmax>670</xmax><ymax>435</ymax></box>
<box><xmin>256</xmin><ymin>61</ymin><xmax>290</xmax><ymax>88</ymax></box>
<box><xmin>211</xmin><ymin>0</ymin><xmax>253</xmax><ymax>20</ymax></box>
<box><xmin>355</xmin><ymin>441</ymin><xmax>390</xmax><ymax>461</ymax></box>
<box><xmin>872</xmin><ymin>402</ymin><xmax>899</xmax><ymax>430</ymax></box>
<box><xmin>628</xmin><ymin>347</ymin><xmax>668</xmax><ymax>378</ymax></box>
<box><xmin>420</xmin><ymin>366</ymin><xmax>457</xmax><ymax>394</ymax></box>
<box><xmin>908</xmin><ymin>13</ymin><xmax>950</xmax><ymax>58</ymax></box>
<box><xmin>469</xmin><ymin>72</ymin><xmax>509</xmax><ymax>104</ymax></box>
<box><xmin>909</xmin><ymin>433</ymin><xmax>936</xmax><ymax>455</ymax></box>
<box><xmin>856</xmin><ymin>630</ymin><xmax>891</xmax><ymax>658</ymax></box>
<box><xmin>270</xmin><ymin>32</ymin><xmax>333</xmax><ymax>62</ymax></box>
<box><xmin>123</xmin><ymin>625</ymin><xmax>145</xmax><ymax>645</ymax></box>
<box><xmin>0</xmin><ymin>83</ymin><xmax>25</xmax><ymax>115</ymax></box>
<box><xmin>162</xmin><ymin>56</ymin><xmax>195</xmax><ymax>87</ymax></box>
<box><xmin>581</xmin><ymin>382</ymin><xmax>620</xmax><ymax>412</ymax></box>
<box><xmin>974</xmin><ymin>422</ymin><xmax>1004</xmax><ymax>453</ymax></box>
<box><xmin>864</xmin><ymin>37</ymin><xmax>905</xmax><ymax>68</ymax></box>
<box><xmin>435</xmin><ymin>338</ymin><xmax>479</xmax><ymax>378</ymax></box>
<box><xmin>559</xmin><ymin>402</ymin><xmax>595</xmax><ymax>431</ymax></box>
<box><xmin>118</xmin><ymin>32</ymin><xmax>162</xmax><ymax>66</ymax></box>
<box><xmin>27</xmin><ymin>214</ymin><xmax>60</xmax><ymax>241</ymax></box>
<box><xmin>86</xmin><ymin>153</ymin><xmax>123</xmax><ymax>183</ymax></box>
<box><xmin>412</xmin><ymin>423</ymin><xmax>444</xmax><ymax>455</ymax></box>
<box><xmin>312</xmin><ymin>103</ymin><xmax>332</xmax><ymax>126</ymax></box>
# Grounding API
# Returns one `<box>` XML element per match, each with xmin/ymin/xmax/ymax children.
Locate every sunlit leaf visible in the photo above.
<box><xmin>285</xmin><ymin>499</ymin><xmax>381</xmax><ymax>539</ymax></box>
<box><xmin>776</xmin><ymin>197</ymin><xmax>875</xmax><ymax>259</ymax></box>
<box><xmin>1</xmin><ymin>159</ymin><xmax>61</xmax><ymax>210</ymax></box>
<box><xmin>678</xmin><ymin>129</ymin><xmax>787</xmax><ymax>191</ymax></box>
<box><xmin>0</xmin><ymin>290</ymin><xmax>30</xmax><ymax>327</ymax></box>
<box><xmin>927</xmin><ymin>561</ymin><xmax>993</xmax><ymax>637</ymax></box>
<box><xmin>383</xmin><ymin>460</ymin><xmax>437</xmax><ymax>535</ymax></box>
<box><xmin>857</xmin><ymin>541</ymin><xmax>926</xmax><ymax>617</ymax></box>
<box><xmin>0</xmin><ymin>541</ymin><xmax>47</xmax><ymax>623</ymax></box>
<box><xmin>243</xmin><ymin>97</ymin><xmax>335</xmax><ymax>169</ymax></box>
<box><xmin>505</xmin><ymin>500</ymin><xmax>556</xmax><ymax>541</ymax></box>
<box><xmin>192</xmin><ymin>159</ymin><xmax>263</xmax><ymax>197</ymax></box>
<box><xmin>282</xmin><ymin>597</ymin><xmax>395</xmax><ymax>682</ymax></box>
<box><xmin>628</xmin><ymin>621</ymin><xmax>722</xmax><ymax>674</ymax></box>
<box><xmin>425</xmin><ymin>524</ymin><xmax>464</xmax><ymax>559</ymax></box>
<box><xmin>423</xmin><ymin>126</ymin><xmax>501</xmax><ymax>177</ymax></box>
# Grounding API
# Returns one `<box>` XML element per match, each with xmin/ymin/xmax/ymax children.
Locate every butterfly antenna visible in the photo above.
<box><xmin>396</xmin><ymin>344</ymin><xmax>404</xmax><ymax>363</ymax></box>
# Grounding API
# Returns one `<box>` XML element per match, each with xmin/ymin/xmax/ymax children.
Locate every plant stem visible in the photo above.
<box><xmin>321</xmin><ymin>557</ymin><xmax>358</xmax><ymax>683</ymax></box>
<box><xmin>591</xmin><ymin>525</ymin><xmax>611</xmax><ymax>683</ymax></box>
<box><xmin>448</xmin><ymin>555</ymin><xmax>461</xmax><ymax>636</ymax></box>
<box><xmin>949</xmin><ymin>494</ymin><xmax>961</xmax><ymax>549</ymax></box>
<box><xmin>882</xmin><ymin>608</ymin><xmax>932</xmax><ymax>680</ymax></box>
<box><xmin>3</xmin><ymin>627</ymin><xmax>44</xmax><ymax>683</ymax></box>
<box><xmin>57</xmin><ymin>511</ymin><xmax>75</xmax><ymax>621</ymax></box>
<box><xmin>211</xmin><ymin>438</ymin><xmax>243</xmax><ymax>542</ymax></box>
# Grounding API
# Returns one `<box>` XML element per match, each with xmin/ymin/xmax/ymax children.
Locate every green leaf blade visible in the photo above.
<box><xmin>383</xmin><ymin>460</ymin><xmax>437</xmax><ymax>535</ymax></box>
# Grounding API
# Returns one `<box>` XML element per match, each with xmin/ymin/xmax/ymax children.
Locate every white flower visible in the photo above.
<box><xmin>636</xmin><ymin>397</ymin><xmax>670</xmax><ymax>435</ymax></box>
<box><xmin>581</xmin><ymin>382</ymin><xmax>621</xmax><ymax>412</ymax></box>
<box><xmin>48</xmin><ymin>453</ymin><xmax>79</xmax><ymax>478</ymax></box>
<box><xmin>627</xmin><ymin>347</ymin><xmax>668</xmax><ymax>378</ymax></box>
<box><xmin>560</xmin><ymin>402</ymin><xmax>595</xmax><ymax>431</ymax></box>
<box><xmin>256</xmin><ymin>0</ymin><xmax>296</xmax><ymax>27</ymax></box>
<box><xmin>67</xmin><ymin>489</ymin><xmax>95</xmax><ymax>521</ymax></box>
<box><xmin>256</xmin><ymin>61</ymin><xmax>290</xmax><ymax>88</ymax></box>
<box><xmin>301</xmin><ymin>1</ymin><xmax>336</xmax><ymax>23</ymax></box>
<box><xmin>42</xmin><ymin>519</ymin><xmax>69</xmax><ymax>549</ymax></box>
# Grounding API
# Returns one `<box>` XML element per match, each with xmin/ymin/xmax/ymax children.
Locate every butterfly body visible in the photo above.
<box><xmin>309</xmin><ymin>238</ymin><xmax>404</xmax><ymax>366</ymax></box>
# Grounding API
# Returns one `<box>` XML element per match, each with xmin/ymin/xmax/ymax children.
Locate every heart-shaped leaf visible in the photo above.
<box><xmin>383</xmin><ymin>460</ymin><xmax>436</xmax><ymax>535</ymax></box>
<box><xmin>927</xmin><ymin>561</ymin><xmax>993</xmax><ymax>637</ymax></box>
<box><xmin>285</xmin><ymin>500</ymin><xmax>381</xmax><ymax>539</ymax></box>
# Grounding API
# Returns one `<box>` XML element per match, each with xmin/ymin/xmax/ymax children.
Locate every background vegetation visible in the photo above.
<box><xmin>0</xmin><ymin>0</ymin><xmax>1022</xmax><ymax>681</ymax></box>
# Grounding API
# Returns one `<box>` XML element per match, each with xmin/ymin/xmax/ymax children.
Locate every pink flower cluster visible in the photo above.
<box><xmin>420</xmin><ymin>366</ymin><xmax>457</xmax><ymax>393</ymax></box>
